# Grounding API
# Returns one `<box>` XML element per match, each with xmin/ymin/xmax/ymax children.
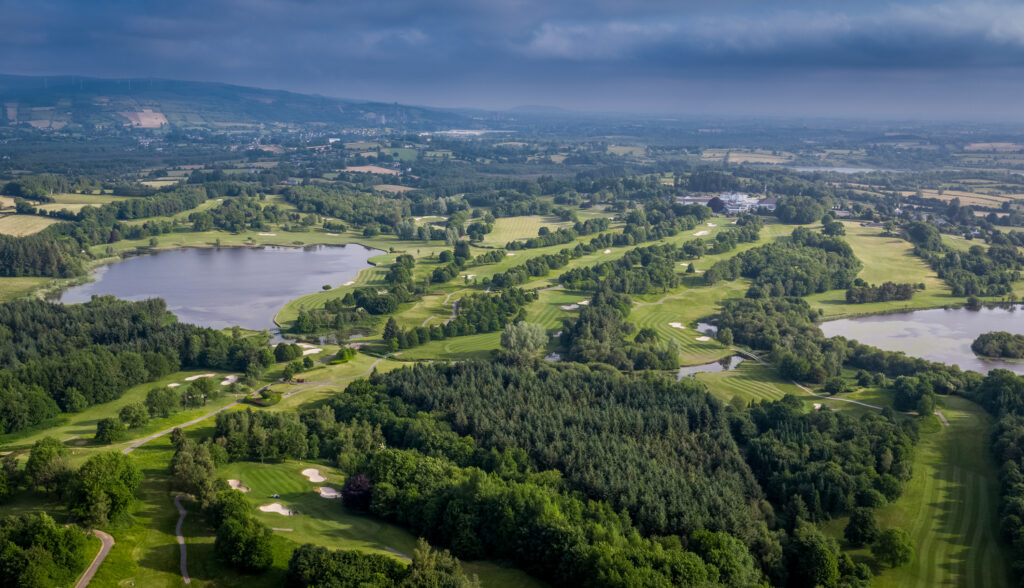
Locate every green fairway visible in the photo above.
<box><xmin>826</xmin><ymin>395</ymin><xmax>1011</xmax><ymax>587</ymax></box>
<box><xmin>696</xmin><ymin>361</ymin><xmax>803</xmax><ymax>404</ymax></box>
<box><xmin>478</xmin><ymin>215</ymin><xmax>573</xmax><ymax>248</ymax></box>
<box><xmin>0</xmin><ymin>369</ymin><xmax>242</xmax><ymax>452</ymax></box>
<box><xmin>806</xmin><ymin>221</ymin><xmax>957</xmax><ymax>318</ymax></box>
<box><xmin>217</xmin><ymin>461</ymin><xmax>545</xmax><ymax>587</ymax></box>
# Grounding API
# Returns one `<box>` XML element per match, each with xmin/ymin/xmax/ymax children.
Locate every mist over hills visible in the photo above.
<box><xmin>0</xmin><ymin>74</ymin><xmax>479</xmax><ymax>132</ymax></box>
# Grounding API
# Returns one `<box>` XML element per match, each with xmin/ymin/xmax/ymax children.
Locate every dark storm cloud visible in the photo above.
<box><xmin>1</xmin><ymin>0</ymin><xmax>1023</xmax><ymax>118</ymax></box>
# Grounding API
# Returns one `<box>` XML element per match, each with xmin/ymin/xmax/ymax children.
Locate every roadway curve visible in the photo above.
<box><xmin>174</xmin><ymin>495</ymin><xmax>191</xmax><ymax>584</ymax></box>
<box><xmin>74</xmin><ymin>530</ymin><xmax>114</xmax><ymax>588</ymax></box>
<box><xmin>122</xmin><ymin>398</ymin><xmax>246</xmax><ymax>454</ymax></box>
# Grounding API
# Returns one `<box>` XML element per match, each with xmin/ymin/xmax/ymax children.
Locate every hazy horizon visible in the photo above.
<box><xmin>2</xmin><ymin>0</ymin><xmax>1024</xmax><ymax>121</ymax></box>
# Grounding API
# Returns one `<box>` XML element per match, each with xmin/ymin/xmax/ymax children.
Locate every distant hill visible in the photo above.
<box><xmin>0</xmin><ymin>75</ymin><xmax>473</xmax><ymax>131</ymax></box>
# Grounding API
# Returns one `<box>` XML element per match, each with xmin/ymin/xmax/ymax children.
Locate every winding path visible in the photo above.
<box><xmin>280</xmin><ymin>358</ymin><xmax>384</xmax><ymax>400</ymax></box>
<box><xmin>173</xmin><ymin>496</ymin><xmax>191</xmax><ymax>584</ymax></box>
<box><xmin>122</xmin><ymin>396</ymin><xmax>249</xmax><ymax>454</ymax></box>
<box><xmin>74</xmin><ymin>530</ymin><xmax>114</xmax><ymax>588</ymax></box>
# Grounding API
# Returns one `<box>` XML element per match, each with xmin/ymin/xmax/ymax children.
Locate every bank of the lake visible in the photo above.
<box><xmin>821</xmin><ymin>306</ymin><xmax>1024</xmax><ymax>374</ymax></box>
<box><xmin>55</xmin><ymin>244</ymin><xmax>382</xmax><ymax>330</ymax></box>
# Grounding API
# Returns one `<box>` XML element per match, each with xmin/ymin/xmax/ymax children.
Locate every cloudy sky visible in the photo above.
<box><xmin>2</xmin><ymin>0</ymin><xmax>1023</xmax><ymax>119</ymax></box>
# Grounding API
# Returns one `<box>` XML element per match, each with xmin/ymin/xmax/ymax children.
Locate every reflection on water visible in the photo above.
<box><xmin>677</xmin><ymin>355</ymin><xmax>743</xmax><ymax>379</ymax></box>
<box><xmin>695</xmin><ymin>322</ymin><xmax>718</xmax><ymax>335</ymax></box>
<box><xmin>56</xmin><ymin>245</ymin><xmax>380</xmax><ymax>330</ymax></box>
<box><xmin>821</xmin><ymin>306</ymin><xmax>1024</xmax><ymax>374</ymax></box>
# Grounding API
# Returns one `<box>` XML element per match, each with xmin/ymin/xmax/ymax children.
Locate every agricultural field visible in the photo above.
<box><xmin>0</xmin><ymin>214</ymin><xmax>59</xmax><ymax>235</ymax></box>
<box><xmin>607</xmin><ymin>144</ymin><xmax>646</xmax><ymax>157</ymax></box>
<box><xmin>701</xmin><ymin>148</ymin><xmax>795</xmax><ymax>164</ymax></box>
<box><xmin>34</xmin><ymin>192</ymin><xmax>131</xmax><ymax>212</ymax></box>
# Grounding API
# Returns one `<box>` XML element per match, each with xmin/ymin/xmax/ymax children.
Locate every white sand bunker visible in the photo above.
<box><xmin>343</xmin><ymin>280</ymin><xmax>355</xmax><ymax>286</ymax></box>
<box><xmin>318</xmin><ymin>487</ymin><xmax>341</xmax><ymax>499</ymax></box>
<box><xmin>259</xmin><ymin>503</ymin><xmax>293</xmax><ymax>516</ymax></box>
<box><xmin>462</xmin><ymin>274</ymin><xmax>476</xmax><ymax>279</ymax></box>
<box><xmin>669</xmin><ymin>322</ymin><xmax>686</xmax><ymax>329</ymax></box>
<box><xmin>578</xmin><ymin>300</ymin><xmax>590</xmax><ymax>306</ymax></box>
<box><xmin>301</xmin><ymin>348</ymin><xmax>323</xmax><ymax>356</ymax></box>
<box><xmin>326</xmin><ymin>233</ymin><xmax>339</xmax><ymax>236</ymax></box>
<box><xmin>220</xmin><ymin>375</ymin><xmax>238</xmax><ymax>386</ymax></box>
<box><xmin>561</xmin><ymin>304</ymin><xmax>579</xmax><ymax>310</ymax></box>
<box><xmin>707</xmin><ymin>223</ymin><xmax>717</xmax><ymax>227</ymax></box>
<box><xmin>506</xmin><ymin>253</ymin><xmax>515</xmax><ymax>256</ymax></box>
<box><xmin>257</xmin><ymin>232</ymin><xmax>277</xmax><ymax>236</ymax></box>
<box><xmin>813</xmin><ymin>403</ymin><xmax>822</xmax><ymax>409</ymax></box>
<box><xmin>603</xmin><ymin>249</ymin><xmax>612</xmax><ymax>254</ymax></box>
<box><xmin>185</xmin><ymin>373</ymin><xmax>216</xmax><ymax>381</ymax></box>
<box><xmin>301</xmin><ymin>468</ymin><xmax>326</xmax><ymax>483</ymax></box>
<box><xmin>228</xmin><ymin>479</ymin><xmax>250</xmax><ymax>493</ymax></box>
<box><xmin>167</xmin><ymin>383</ymin><xmax>181</xmax><ymax>388</ymax></box>
<box><xmin>296</xmin><ymin>343</ymin><xmax>317</xmax><ymax>349</ymax></box>
<box><xmin>695</xmin><ymin>336</ymin><xmax>712</xmax><ymax>342</ymax></box>
<box><xmin>694</xmin><ymin>230</ymin><xmax>710</xmax><ymax>236</ymax></box>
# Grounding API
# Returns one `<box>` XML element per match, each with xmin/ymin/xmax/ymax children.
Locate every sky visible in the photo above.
<box><xmin>2</xmin><ymin>0</ymin><xmax>1024</xmax><ymax>120</ymax></box>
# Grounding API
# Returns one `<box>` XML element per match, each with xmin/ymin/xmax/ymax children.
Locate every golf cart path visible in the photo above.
<box><xmin>174</xmin><ymin>495</ymin><xmax>191</xmax><ymax>584</ymax></box>
<box><xmin>74</xmin><ymin>529</ymin><xmax>114</xmax><ymax>588</ymax></box>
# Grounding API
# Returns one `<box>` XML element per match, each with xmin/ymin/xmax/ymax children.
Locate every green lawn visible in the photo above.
<box><xmin>825</xmin><ymin>395</ymin><xmax>1011</xmax><ymax>587</ymax></box>
<box><xmin>0</xmin><ymin>369</ymin><xmax>242</xmax><ymax>452</ymax></box>
<box><xmin>806</xmin><ymin>221</ymin><xmax>957</xmax><ymax>318</ymax></box>
<box><xmin>217</xmin><ymin>461</ymin><xmax>545</xmax><ymax>587</ymax></box>
<box><xmin>478</xmin><ymin>216</ymin><xmax>573</xmax><ymax>248</ymax></box>
<box><xmin>696</xmin><ymin>361</ymin><xmax>803</xmax><ymax>404</ymax></box>
<box><xmin>0</xmin><ymin>276</ymin><xmax>48</xmax><ymax>302</ymax></box>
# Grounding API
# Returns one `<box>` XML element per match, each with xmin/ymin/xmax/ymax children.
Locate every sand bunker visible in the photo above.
<box><xmin>695</xmin><ymin>336</ymin><xmax>711</xmax><ymax>342</ymax></box>
<box><xmin>259</xmin><ymin>503</ymin><xmax>293</xmax><ymax>516</ymax></box>
<box><xmin>813</xmin><ymin>403</ymin><xmax>822</xmax><ymax>410</ymax></box>
<box><xmin>506</xmin><ymin>253</ymin><xmax>515</xmax><ymax>256</ymax></box>
<box><xmin>296</xmin><ymin>343</ymin><xmax>317</xmax><ymax>349</ymax></box>
<box><xmin>167</xmin><ymin>383</ymin><xmax>181</xmax><ymax>388</ymax></box>
<box><xmin>669</xmin><ymin>322</ymin><xmax>686</xmax><ymax>329</ymax></box>
<box><xmin>561</xmin><ymin>304</ymin><xmax>580</xmax><ymax>310</ymax></box>
<box><xmin>184</xmin><ymin>373</ymin><xmax>216</xmax><ymax>381</ymax></box>
<box><xmin>257</xmin><ymin>232</ymin><xmax>277</xmax><ymax>236</ymax></box>
<box><xmin>326</xmin><ymin>232</ymin><xmax>339</xmax><ymax>236</ymax></box>
<box><xmin>220</xmin><ymin>375</ymin><xmax>239</xmax><ymax>386</ymax></box>
<box><xmin>693</xmin><ymin>230</ymin><xmax>709</xmax><ymax>236</ymax></box>
<box><xmin>603</xmin><ymin>249</ymin><xmax>612</xmax><ymax>254</ymax></box>
<box><xmin>578</xmin><ymin>300</ymin><xmax>590</xmax><ymax>306</ymax></box>
<box><xmin>707</xmin><ymin>223</ymin><xmax>717</xmax><ymax>227</ymax></box>
<box><xmin>343</xmin><ymin>280</ymin><xmax>355</xmax><ymax>286</ymax></box>
<box><xmin>463</xmin><ymin>274</ymin><xmax>476</xmax><ymax>280</ymax></box>
<box><xmin>301</xmin><ymin>348</ymin><xmax>323</xmax><ymax>356</ymax></box>
<box><xmin>228</xmin><ymin>479</ymin><xmax>250</xmax><ymax>493</ymax></box>
<box><xmin>301</xmin><ymin>468</ymin><xmax>326</xmax><ymax>483</ymax></box>
<box><xmin>318</xmin><ymin>487</ymin><xmax>341</xmax><ymax>499</ymax></box>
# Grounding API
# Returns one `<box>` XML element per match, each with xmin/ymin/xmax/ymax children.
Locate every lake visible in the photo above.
<box><xmin>821</xmin><ymin>307</ymin><xmax>1024</xmax><ymax>374</ymax></box>
<box><xmin>677</xmin><ymin>356</ymin><xmax>744</xmax><ymax>379</ymax></box>
<box><xmin>56</xmin><ymin>245</ymin><xmax>380</xmax><ymax>330</ymax></box>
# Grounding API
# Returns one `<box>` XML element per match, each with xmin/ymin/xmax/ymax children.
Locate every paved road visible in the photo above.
<box><xmin>174</xmin><ymin>495</ymin><xmax>191</xmax><ymax>584</ymax></box>
<box><xmin>74</xmin><ymin>529</ymin><xmax>114</xmax><ymax>588</ymax></box>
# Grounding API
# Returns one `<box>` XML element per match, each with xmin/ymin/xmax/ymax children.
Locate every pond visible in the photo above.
<box><xmin>677</xmin><ymin>355</ymin><xmax>744</xmax><ymax>379</ymax></box>
<box><xmin>55</xmin><ymin>245</ymin><xmax>381</xmax><ymax>330</ymax></box>
<box><xmin>821</xmin><ymin>306</ymin><xmax>1024</xmax><ymax>374</ymax></box>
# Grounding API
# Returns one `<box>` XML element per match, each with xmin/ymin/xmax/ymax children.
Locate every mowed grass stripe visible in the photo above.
<box><xmin>844</xmin><ymin>396</ymin><xmax>1011</xmax><ymax>588</ymax></box>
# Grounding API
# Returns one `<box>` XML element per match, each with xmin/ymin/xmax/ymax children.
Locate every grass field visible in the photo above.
<box><xmin>696</xmin><ymin>361</ymin><xmax>803</xmax><ymax>403</ymax></box>
<box><xmin>0</xmin><ymin>214</ymin><xmax>59</xmax><ymax>235</ymax></box>
<box><xmin>0</xmin><ymin>276</ymin><xmax>47</xmax><ymax>302</ymax></box>
<box><xmin>806</xmin><ymin>221</ymin><xmax>956</xmax><ymax>318</ymax></box>
<box><xmin>34</xmin><ymin>192</ymin><xmax>131</xmax><ymax>213</ymax></box>
<box><xmin>479</xmin><ymin>215</ymin><xmax>574</xmax><ymax>248</ymax></box>
<box><xmin>0</xmin><ymin>369</ymin><xmax>241</xmax><ymax>452</ymax></box>
<box><xmin>825</xmin><ymin>395</ymin><xmax>1011</xmax><ymax>587</ymax></box>
<box><xmin>217</xmin><ymin>461</ymin><xmax>545</xmax><ymax>587</ymax></box>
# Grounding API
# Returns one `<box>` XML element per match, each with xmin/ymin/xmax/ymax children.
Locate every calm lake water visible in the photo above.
<box><xmin>821</xmin><ymin>307</ymin><xmax>1024</xmax><ymax>374</ymax></box>
<box><xmin>56</xmin><ymin>245</ymin><xmax>380</xmax><ymax>330</ymax></box>
<box><xmin>677</xmin><ymin>356</ymin><xmax>744</xmax><ymax>379</ymax></box>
